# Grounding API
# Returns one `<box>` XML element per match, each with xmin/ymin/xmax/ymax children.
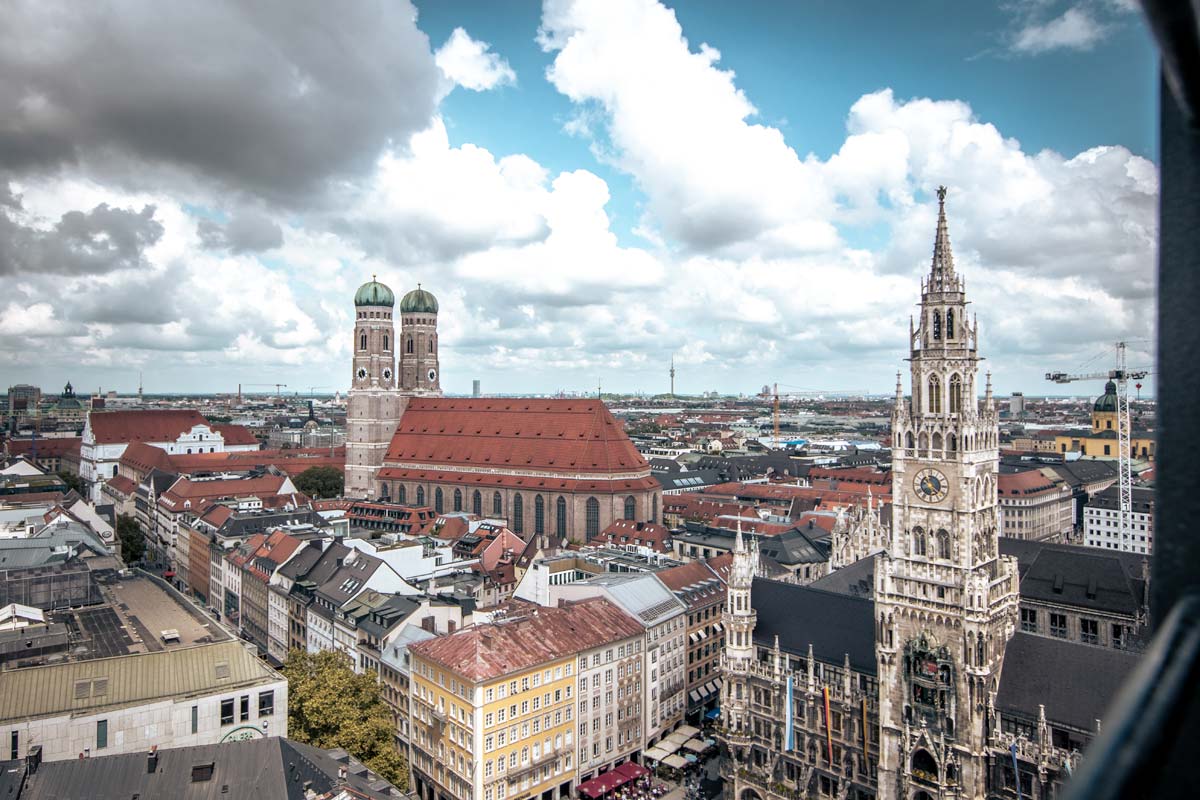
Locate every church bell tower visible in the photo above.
<box><xmin>345</xmin><ymin>277</ymin><xmax>403</xmax><ymax>499</ymax></box>
<box><xmin>874</xmin><ymin>188</ymin><xmax>1020</xmax><ymax>800</ymax></box>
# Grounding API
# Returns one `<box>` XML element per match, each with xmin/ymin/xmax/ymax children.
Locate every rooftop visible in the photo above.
<box><xmin>751</xmin><ymin>577</ymin><xmax>876</xmax><ymax>675</ymax></box>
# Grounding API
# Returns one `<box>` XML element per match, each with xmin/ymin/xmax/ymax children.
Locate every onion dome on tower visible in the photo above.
<box><xmin>354</xmin><ymin>277</ymin><xmax>395</xmax><ymax>307</ymax></box>
<box><xmin>400</xmin><ymin>284</ymin><xmax>438</xmax><ymax>314</ymax></box>
<box><xmin>1094</xmin><ymin>380</ymin><xmax>1119</xmax><ymax>412</ymax></box>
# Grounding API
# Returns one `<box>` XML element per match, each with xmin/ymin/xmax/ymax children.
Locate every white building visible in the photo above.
<box><xmin>0</xmin><ymin>641</ymin><xmax>286</xmax><ymax>763</ymax></box>
<box><xmin>1084</xmin><ymin>485</ymin><xmax>1155</xmax><ymax>554</ymax></box>
<box><xmin>80</xmin><ymin>410</ymin><xmax>259</xmax><ymax>502</ymax></box>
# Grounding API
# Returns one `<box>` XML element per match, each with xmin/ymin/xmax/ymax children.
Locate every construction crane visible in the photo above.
<box><xmin>308</xmin><ymin>385</ymin><xmax>331</xmax><ymax>398</ymax></box>
<box><xmin>1046</xmin><ymin>341</ymin><xmax>1149</xmax><ymax>547</ymax></box>
<box><xmin>242</xmin><ymin>383</ymin><xmax>288</xmax><ymax>399</ymax></box>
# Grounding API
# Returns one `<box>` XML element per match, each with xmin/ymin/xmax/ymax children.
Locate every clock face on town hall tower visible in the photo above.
<box><xmin>913</xmin><ymin>467</ymin><xmax>949</xmax><ymax>503</ymax></box>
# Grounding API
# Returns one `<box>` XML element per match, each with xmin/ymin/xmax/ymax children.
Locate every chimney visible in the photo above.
<box><xmin>147</xmin><ymin>746</ymin><xmax>159</xmax><ymax>773</ymax></box>
<box><xmin>26</xmin><ymin>745</ymin><xmax>42</xmax><ymax>775</ymax></box>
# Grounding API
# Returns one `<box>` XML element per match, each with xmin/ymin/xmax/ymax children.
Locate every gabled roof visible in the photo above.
<box><xmin>383</xmin><ymin>398</ymin><xmax>649</xmax><ymax>475</ymax></box>
<box><xmin>87</xmin><ymin>410</ymin><xmax>209</xmax><ymax>445</ymax></box>
<box><xmin>119</xmin><ymin>441</ymin><xmax>175</xmax><ymax>474</ymax></box>
<box><xmin>998</xmin><ymin>537</ymin><xmax>1147</xmax><ymax>616</ymax></box>
<box><xmin>211</xmin><ymin>423</ymin><xmax>259</xmax><ymax>446</ymax></box>
<box><xmin>751</xmin><ymin>577</ymin><xmax>876</xmax><ymax>675</ymax></box>
<box><xmin>996</xmin><ymin>632</ymin><xmax>1139</xmax><ymax>731</ymax></box>
<box><xmin>410</xmin><ymin>597</ymin><xmax>643</xmax><ymax>682</ymax></box>
<box><xmin>5</xmin><ymin>437</ymin><xmax>81</xmax><ymax>459</ymax></box>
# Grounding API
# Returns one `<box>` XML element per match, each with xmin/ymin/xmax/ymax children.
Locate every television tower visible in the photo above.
<box><xmin>670</xmin><ymin>357</ymin><xmax>676</xmax><ymax>397</ymax></box>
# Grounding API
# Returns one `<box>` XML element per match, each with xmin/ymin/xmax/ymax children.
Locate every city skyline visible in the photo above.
<box><xmin>0</xmin><ymin>0</ymin><xmax>1158</xmax><ymax>396</ymax></box>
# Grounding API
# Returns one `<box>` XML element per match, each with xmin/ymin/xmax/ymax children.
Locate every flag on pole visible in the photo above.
<box><xmin>1010</xmin><ymin>741</ymin><xmax>1023</xmax><ymax>800</ymax></box>
<box><xmin>785</xmin><ymin>675</ymin><xmax>794</xmax><ymax>751</ymax></box>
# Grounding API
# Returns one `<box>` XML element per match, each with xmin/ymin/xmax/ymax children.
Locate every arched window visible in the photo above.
<box><xmin>416</xmin><ymin>486</ymin><xmax>425</xmax><ymax>506</ymax></box>
<box><xmin>473</xmin><ymin>490</ymin><xmax>482</xmax><ymax>516</ymax></box>
<box><xmin>556</xmin><ymin>497</ymin><xmax>567</xmax><ymax>537</ymax></box>
<box><xmin>513</xmin><ymin>494</ymin><xmax>524</xmax><ymax>534</ymax></box>
<box><xmin>918</xmin><ymin>432</ymin><xmax>929</xmax><ymax>455</ymax></box>
<box><xmin>585</xmin><ymin>497</ymin><xmax>600</xmax><ymax>539</ymax></box>
<box><xmin>928</xmin><ymin>375</ymin><xmax>942</xmax><ymax>413</ymax></box>
<box><xmin>492</xmin><ymin>492</ymin><xmax>502</xmax><ymax>516</ymax></box>
<box><xmin>359</xmin><ymin>331</ymin><xmax>367</xmax><ymax>351</ymax></box>
<box><xmin>454</xmin><ymin>488</ymin><xmax>463</xmax><ymax>512</ymax></box>
<box><xmin>398</xmin><ymin>485</ymin><xmax>407</xmax><ymax>504</ymax></box>
<box><xmin>624</xmin><ymin>496</ymin><xmax>636</xmax><ymax>521</ymax></box>
<box><xmin>652</xmin><ymin>493</ymin><xmax>659</xmax><ymax>523</ymax></box>
<box><xmin>946</xmin><ymin>309</ymin><xmax>955</xmax><ymax>339</ymax></box>
<box><xmin>976</xmin><ymin>637</ymin><xmax>985</xmax><ymax>666</ymax></box>
<box><xmin>912</xmin><ymin>749</ymin><xmax>938</xmax><ymax>782</ymax></box>
<box><xmin>937</xmin><ymin>529</ymin><xmax>951</xmax><ymax>559</ymax></box>
<box><xmin>949</xmin><ymin>374</ymin><xmax>962</xmax><ymax>414</ymax></box>
<box><xmin>932</xmin><ymin>432</ymin><xmax>943</xmax><ymax>452</ymax></box>
<box><xmin>429</xmin><ymin>337</ymin><xmax>435</xmax><ymax>353</ymax></box>
<box><xmin>383</xmin><ymin>334</ymin><xmax>389</xmax><ymax>351</ymax></box>
<box><xmin>406</xmin><ymin>336</ymin><xmax>414</xmax><ymax>354</ymax></box>
<box><xmin>932</xmin><ymin>310</ymin><xmax>942</xmax><ymax>340</ymax></box>
<box><xmin>535</xmin><ymin>495</ymin><xmax>545</xmax><ymax>535</ymax></box>
<box><xmin>913</xmin><ymin>526</ymin><xmax>927</xmax><ymax>556</ymax></box>
<box><xmin>905</xmin><ymin>431</ymin><xmax>915</xmax><ymax>452</ymax></box>
<box><xmin>948</xmin><ymin>433</ymin><xmax>957</xmax><ymax>452</ymax></box>
<box><xmin>435</xmin><ymin>487</ymin><xmax>444</xmax><ymax>514</ymax></box>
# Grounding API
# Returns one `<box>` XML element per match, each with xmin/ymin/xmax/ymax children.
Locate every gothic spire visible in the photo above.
<box><xmin>735</xmin><ymin>515</ymin><xmax>744</xmax><ymax>553</ymax></box>
<box><xmin>930</xmin><ymin>185</ymin><xmax>956</xmax><ymax>290</ymax></box>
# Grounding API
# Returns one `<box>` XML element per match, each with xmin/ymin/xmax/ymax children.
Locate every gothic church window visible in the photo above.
<box><xmin>905</xmin><ymin>432</ymin><xmax>915</xmax><ymax>453</ymax></box>
<box><xmin>399</xmin><ymin>485</ymin><xmax>407</xmax><ymax>504</ymax></box>
<box><xmin>556</xmin><ymin>497</ymin><xmax>567</xmax><ymax>537</ymax></box>
<box><xmin>624</xmin><ymin>496</ymin><xmax>636</xmax><ymax>520</ymax></box>
<box><xmin>932</xmin><ymin>432</ymin><xmax>943</xmax><ymax>452</ymax></box>
<box><xmin>946</xmin><ymin>309</ymin><xmax>954</xmax><ymax>339</ymax></box>
<box><xmin>514</xmin><ymin>494</ymin><xmax>524</xmax><ymax>533</ymax></box>
<box><xmin>473</xmin><ymin>490</ymin><xmax>482</xmax><ymax>516</ymax></box>
<box><xmin>929</xmin><ymin>375</ymin><xmax>942</xmax><ymax>413</ymax></box>
<box><xmin>932</xmin><ymin>311</ymin><xmax>942</xmax><ymax>340</ymax></box>
<box><xmin>913</xmin><ymin>527</ymin><xmax>927</xmax><ymax>556</ymax></box>
<box><xmin>417</xmin><ymin>486</ymin><xmax>424</xmax><ymax>506</ymax></box>
<box><xmin>949</xmin><ymin>374</ymin><xmax>962</xmax><ymax>413</ymax></box>
<box><xmin>435</xmin><ymin>488</ymin><xmax>444</xmax><ymax>514</ymax></box>
<box><xmin>493</xmin><ymin>491</ymin><xmax>502</xmax><ymax>516</ymax></box>
<box><xmin>937</xmin><ymin>529</ymin><xmax>951</xmax><ymax>559</ymax></box>
<box><xmin>383</xmin><ymin>335</ymin><xmax>389</xmax><ymax>351</ymax></box>
<box><xmin>406</xmin><ymin>337</ymin><xmax>414</xmax><ymax>354</ymax></box>
<box><xmin>454</xmin><ymin>488</ymin><xmax>463</xmax><ymax>512</ymax></box>
<box><xmin>535</xmin><ymin>495</ymin><xmax>545</xmax><ymax>535</ymax></box>
<box><xmin>359</xmin><ymin>332</ymin><xmax>367</xmax><ymax>351</ymax></box>
<box><xmin>586</xmin><ymin>497</ymin><xmax>600</xmax><ymax>539</ymax></box>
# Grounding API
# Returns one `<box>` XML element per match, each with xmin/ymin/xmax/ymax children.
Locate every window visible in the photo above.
<box><xmin>359</xmin><ymin>331</ymin><xmax>367</xmax><ymax>351</ymax></box>
<box><xmin>928</xmin><ymin>375</ymin><xmax>942</xmax><ymax>413</ymax></box>
<box><xmin>535</xmin><ymin>495</ymin><xmax>545</xmax><ymax>535</ymax></box>
<box><xmin>383</xmin><ymin>334</ymin><xmax>389</xmax><ymax>351</ymax></box>
<box><xmin>913</xmin><ymin>526</ymin><xmax>926</xmax><ymax>557</ymax></box>
<box><xmin>937</xmin><ymin>529</ymin><xmax>951</xmax><ymax>559</ymax></box>
<box><xmin>556</xmin><ymin>496</ymin><xmax>567</xmax><ymax>537</ymax></box>
<box><xmin>406</xmin><ymin>336</ymin><xmax>414</xmax><ymax>354</ymax></box>
<box><xmin>946</xmin><ymin>308</ymin><xmax>955</xmax><ymax>339</ymax></box>
<box><xmin>399</xmin><ymin>485</ymin><xmax>407</xmax><ymax>504</ymax></box>
<box><xmin>1050</xmin><ymin>613</ymin><xmax>1068</xmax><ymax>638</ymax></box>
<box><xmin>949</xmin><ymin>374</ymin><xmax>962</xmax><ymax>413</ymax></box>
<box><xmin>417</xmin><ymin>485</ymin><xmax>425</xmax><ymax>506</ymax></box>
<box><xmin>9</xmin><ymin>731</ymin><xmax>16</xmax><ymax>761</ymax></box>
<box><xmin>96</xmin><ymin>719</ymin><xmax>108</xmax><ymax>750</ymax></box>
<box><xmin>454</xmin><ymin>488</ymin><xmax>463</xmax><ymax>512</ymax></box>
<box><xmin>1080</xmin><ymin>618</ymin><xmax>1099</xmax><ymax>645</ymax></box>
<box><xmin>1020</xmin><ymin>608</ymin><xmax>1037</xmax><ymax>633</ymax></box>
<box><xmin>932</xmin><ymin>310</ymin><xmax>941</xmax><ymax>340</ymax></box>
<box><xmin>624</xmin><ymin>496</ymin><xmax>636</xmax><ymax>521</ymax></box>
<box><xmin>474</xmin><ymin>490</ymin><xmax>483</xmax><ymax>516</ymax></box>
<box><xmin>514</xmin><ymin>494</ymin><xmax>524</xmax><ymax>533</ymax></box>
<box><xmin>1113</xmin><ymin>624</ymin><xmax>1126</xmax><ymax>649</ymax></box>
<box><xmin>240</xmin><ymin>695</ymin><xmax>250</xmax><ymax>722</ymax></box>
<box><xmin>221</xmin><ymin>698</ymin><xmax>235</xmax><ymax>725</ymax></box>
<box><xmin>434</xmin><ymin>487</ymin><xmax>444</xmax><ymax>514</ymax></box>
<box><xmin>586</xmin><ymin>497</ymin><xmax>600</xmax><ymax>539</ymax></box>
<box><xmin>493</xmin><ymin>491</ymin><xmax>502</xmax><ymax>516</ymax></box>
<box><xmin>191</xmin><ymin>704</ymin><xmax>199</xmax><ymax>734</ymax></box>
<box><xmin>259</xmin><ymin>690</ymin><xmax>275</xmax><ymax>717</ymax></box>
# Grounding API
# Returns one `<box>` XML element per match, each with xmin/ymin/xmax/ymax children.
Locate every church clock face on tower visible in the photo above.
<box><xmin>913</xmin><ymin>467</ymin><xmax>949</xmax><ymax>503</ymax></box>
<box><xmin>427</xmin><ymin>368</ymin><xmax>437</xmax><ymax>383</ymax></box>
<box><xmin>356</xmin><ymin>367</ymin><xmax>367</xmax><ymax>380</ymax></box>
<box><xmin>382</xmin><ymin>368</ymin><xmax>392</xmax><ymax>381</ymax></box>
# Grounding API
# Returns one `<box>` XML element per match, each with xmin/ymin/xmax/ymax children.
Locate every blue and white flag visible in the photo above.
<box><xmin>785</xmin><ymin>675</ymin><xmax>794</xmax><ymax>751</ymax></box>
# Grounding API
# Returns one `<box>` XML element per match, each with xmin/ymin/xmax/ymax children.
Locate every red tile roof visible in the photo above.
<box><xmin>158</xmin><ymin>474</ymin><xmax>293</xmax><ymax>512</ymax></box>
<box><xmin>376</xmin><ymin>467</ymin><xmax>659</xmax><ymax>494</ymax></box>
<box><xmin>410</xmin><ymin>597</ymin><xmax>644</xmax><ymax>682</ymax></box>
<box><xmin>211</xmin><ymin>423</ymin><xmax>259</xmax><ymax>446</ymax></box>
<box><xmin>105</xmin><ymin>475</ymin><xmax>137</xmax><ymax>495</ymax></box>
<box><xmin>655</xmin><ymin>560</ymin><xmax>725</xmax><ymax>594</ymax></box>
<box><xmin>120</xmin><ymin>441</ymin><xmax>175</xmax><ymax>475</ymax></box>
<box><xmin>6</xmin><ymin>437</ymin><xmax>81</xmax><ymax>459</ymax></box>
<box><xmin>383</xmin><ymin>399</ymin><xmax>649</xmax><ymax>475</ymax></box>
<box><xmin>998</xmin><ymin>469</ymin><xmax>1063</xmax><ymax>497</ymax></box>
<box><xmin>88</xmin><ymin>410</ymin><xmax>209</xmax><ymax>444</ymax></box>
<box><xmin>597</xmin><ymin>519</ymin><xmax>671</xmax><ymax>553</ymax></box>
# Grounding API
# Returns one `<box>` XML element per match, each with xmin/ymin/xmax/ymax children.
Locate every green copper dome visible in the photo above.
<box><xmin>400</xmin><ymin>285</ymin><xmax>439</xmax><ymax>314</ymax></box>
<box><xmin>1094</xmin><ymin>380</ymin><xmax>1118</xmax><ymax>412</ymax></box>
<box><xmin>354</xmin><ymin>278</ymin><xmax>395</xmax><ymax>307</ymax></box>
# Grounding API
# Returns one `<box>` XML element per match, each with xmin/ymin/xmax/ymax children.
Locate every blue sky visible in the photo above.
<box><xmin>0</xmin><ymin>0</ymin><xmax>1161</xmax><ymax>397</ymax></box>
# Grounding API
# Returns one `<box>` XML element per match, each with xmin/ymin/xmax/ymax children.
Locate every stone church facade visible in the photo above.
<box><xmin>719</xmin><ymin>189</ymin><xmax>1138</xmax><ymax>800</ymax></box>
<box><xmin>344</xmin><ymin>280</ymin><xmax>662</xmax><ymax>538</ymax></box>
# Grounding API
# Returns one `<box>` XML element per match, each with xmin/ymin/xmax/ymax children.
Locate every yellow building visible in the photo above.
<box><xmin>1054</xmin><ymin>380</ymin><xmax>1155</xmax><ymax>460</ymax></box>
<box><xmin>409</xmin><ymin>598</ymin><xmax>645</xmax><ymax>800</ymax></box>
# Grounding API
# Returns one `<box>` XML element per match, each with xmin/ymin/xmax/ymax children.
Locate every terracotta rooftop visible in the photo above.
<box><xmin>105</xmin><ymin>475</ymin><xmax>137</xmax><ymax>495</ymax></box>
<box><xmin>119</xmin><ymin>440</ymin><xmax>176</xmax><ymax>474</ymax></box>
<box><xmin>410</xmin><ymin>597</ymin><xmax>644</xmax><ymax>682</ymax></box>
<box><xmin>383</xmin><ymin>399</ymin><xmax>649</xmax><ymax>475</ymax></box>
<box><xmin>376</xmin><ymin>467</ymin><xmax>658</xmax><ymax>494</ymax></box>
<box><xmin>597</xmin><ymin>519</ymin><xmax>671</xmax><ymax>553</ymax></box>
<box><xmin>87</xmin><ymin>410</ymin><xmax>209</xmax><ymax>445</ymax></box>
<box><xmin>6</xmin><ymin>437</ymin><xmax>81</xmax><ymax>459</ymax></box>
<box><xmin>998</xmin><ymin>469</ymin><xmax>1062</xmax><ymax>496</ymax></box>
<box><xmin>158</xmin><ymin>475</ymin><xmax>294</xmax><ymax>512</ymax></box>
<box><xmin>211</xmin><ymin>423</ymin><xmax>259</xmax><ymax>446</ymax></box>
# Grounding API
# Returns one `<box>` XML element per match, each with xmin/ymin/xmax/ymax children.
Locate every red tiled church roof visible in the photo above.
<box><xmin>376</xmin><ymin>467</ymin><xmax>658</xmax><ymax>494</ymax></box>
<box><xmin>383</xmin><ymin>399</ymin><xmax>649</xmax><ymax>475</ymax></box>
<box><xmin>211</xmin><ymin>423</ymin><xmax>259</xmax><ymax>446</ymax></box>
<box><xmin>88</xmin><ymin>410</ymin><xmax>209</xmax><ymax>444</ymax></box>
<box><xmin>6</xmin><ymin>437</ymin><xmax>81</xmax><ymax>459</ymax></box>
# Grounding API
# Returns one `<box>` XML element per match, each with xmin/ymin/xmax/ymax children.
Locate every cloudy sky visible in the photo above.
<box><xmin>0</xmin><ymin>0</ymin><xmax>1158</xmax><ymax>397</ymax></box>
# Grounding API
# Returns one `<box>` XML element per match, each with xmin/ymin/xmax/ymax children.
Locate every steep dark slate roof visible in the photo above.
<box><xmin>997</xmin><ymin>632</ymin><xmax>1139</xmax><ymax>732</ymax></box>
<box><xmin>1</xmin><ymin>737</ymin><xmax>402</xmax><ymax>799</ymax></box>
<box><xmin>998</xmin><ymin>538</ymin><xmax>1147</xmax><ymax>616</ymax></box>
<box><xmin>751</xmin><ymin>578</ymin><xmax>876</xmax><ymax>675</ymax></box>
<box><xmin>757</xmin><ymin>526</ymin><xmax>830</xmax><ymax>566</ymax></box>
<box><xmin>1046</xmin><ymin>459</ymin><xmax>1118</xmax><ymax>489</ymax></box>
<box><xmin>808</xmin><ymin>555</ymin><xmax>876</xmax><ymax>599</ymax></box>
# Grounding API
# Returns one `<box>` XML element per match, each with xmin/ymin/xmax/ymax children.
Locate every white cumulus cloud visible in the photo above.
<box><xmin>435</xmin><ymin>27</ymin><xmax>516</xmax><ymax>92</ymax></box>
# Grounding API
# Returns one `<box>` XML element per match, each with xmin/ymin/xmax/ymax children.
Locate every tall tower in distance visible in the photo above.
<box><xmin>398</xmin><ymin>284</ymin><xmax>441</xmax><ymax>394</ymax></box>
<box><xmin>670</xmin><ymin>357</ymin><xmax>676</xmax><ymax>397</ymax></box>
<box><xmin>346</xmin><ymin>277</ymin><xmax>403</xmax><ymax>498</ymax></box>
<box><xmin>874</xmin><ymin>188</ymin><xmax>1019</xmax><ymax>800</ymax></box>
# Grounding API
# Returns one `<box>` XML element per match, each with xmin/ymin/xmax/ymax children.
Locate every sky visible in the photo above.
<box><xmin>0</xmin><ymin>0</ymin><xmax>1159</xmax><ymax>398</ymax></box>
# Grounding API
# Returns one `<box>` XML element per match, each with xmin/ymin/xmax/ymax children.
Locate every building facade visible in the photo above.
<box><xmin>1083</xmin><ymin>485</ymin><xmax>1154</xmax><ymax>554</ymax></box>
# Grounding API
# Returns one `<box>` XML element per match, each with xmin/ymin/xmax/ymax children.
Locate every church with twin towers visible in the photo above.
<box><xmin>345</xmin><ymin>281</ymin><xmax>662</xmax><ymax>540</ymax></box>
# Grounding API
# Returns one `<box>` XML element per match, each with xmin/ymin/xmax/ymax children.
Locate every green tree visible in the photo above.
<box><xmin>293</xmin><ymin>465</ymin><xmax>344</xmax><ymax>499</ymax></box>
<box><xmin>115</xmin><ymin>514</ymin><xmax>145</xmax><ymax>564</ymax></box>
<box><xmin>57</xmin><ymin>471</ymin><xmax>83</xmax><ymax>494</ymax></box>
<box><xmin>283</xmin><ymin>649</ymin><xmax>407</xmax><ymax>788</ymax></box>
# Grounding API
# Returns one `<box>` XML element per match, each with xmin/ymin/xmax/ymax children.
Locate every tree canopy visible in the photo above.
<box><xmin>282</xmin><ymin>649</ymin><xmax>407</xmax><ymax>788</ymax></box>
<box><xmin>293</xmin><ymin>465</ymin><xmax>344</xmax><ymax>499</ymax></box>
<box><xmin>115</xmin><ymin>514</ymin><xmax>144</xmax><ymax>565</ymax></box>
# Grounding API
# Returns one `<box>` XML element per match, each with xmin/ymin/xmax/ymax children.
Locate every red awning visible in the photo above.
<box><xmin>615</xmin><ymin>762</ymin><xmax>649</xmax><ymax>780</ymax></box>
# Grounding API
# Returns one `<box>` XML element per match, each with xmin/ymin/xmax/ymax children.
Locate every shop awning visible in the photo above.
<box><xmin>644</xmin><ymin>746</ymin><xmax>672</xmax><ymax>762</ymax></box>
<box><xmin>676</xmin><ymin>724</ymin><xmax>701</xmax><ymax>738</ymax></box>
<box><xmin>704</xmin><ymin>708</ymin><xmax>721</xmax><ymax>720</ymax></box>
<box><xmin>683</xmin><ymin>738</ymin><xmax>708</xmax><ymax>754</ymax></box>
<box><xmin>662</xmin><ymin>754</ymin><xmax>689</xmax><ymax>770</ymax></box>
<box><xmin>615</xmin><ymin>762</ymin><xmax>649</xmax><ymax>780</ymax></box>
